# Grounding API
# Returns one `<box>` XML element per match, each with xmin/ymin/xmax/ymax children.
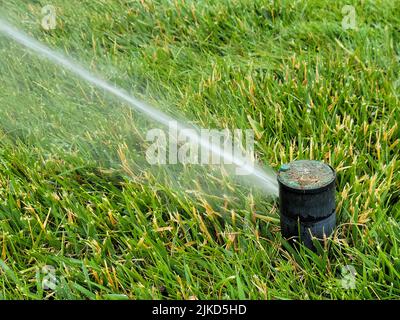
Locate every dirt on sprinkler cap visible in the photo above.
<box><xmin>277</xmin><ymin>160</ymin><xmax>335</xmax><ymax>190</ymax></box>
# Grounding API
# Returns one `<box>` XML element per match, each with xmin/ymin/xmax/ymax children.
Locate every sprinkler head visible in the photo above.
<box><xmin>277</xmin><ymin>160</ymin><xmax>336</xmax><ymax>250</ymax></box>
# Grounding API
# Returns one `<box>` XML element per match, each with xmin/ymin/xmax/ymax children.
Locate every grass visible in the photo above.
<box><xmin>0</xmin><ymin>0</ymin><xmax>399</xmax><ymax>299</ymax></box>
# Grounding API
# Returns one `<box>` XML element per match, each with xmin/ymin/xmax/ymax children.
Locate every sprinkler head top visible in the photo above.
<box><xmin>278</xmin><ymin>160</ymin><xmax>335</xmax><ymax>192</ymax></box>
<box><xmin>277</xmin><ymin>160</ymin><xmax>336</xmax><ymax>250</ymax></box>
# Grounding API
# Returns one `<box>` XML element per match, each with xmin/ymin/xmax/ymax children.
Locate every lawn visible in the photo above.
<box><xmin>0</xmin><ymin>0</ymin><xmax>399</xmax><ymax>299</ymax></box>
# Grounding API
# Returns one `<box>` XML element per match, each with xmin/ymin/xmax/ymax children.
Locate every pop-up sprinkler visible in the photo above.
<box><xmin>277</xmin><ymin>160</ymin><xmax>336</xmax><ymax>249</ymax></box>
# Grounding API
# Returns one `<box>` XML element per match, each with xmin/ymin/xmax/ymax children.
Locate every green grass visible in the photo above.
<box><xmin>0</xmin><ymin>0</ymin><xmax>399</xmax><ymax>299</ymax></box>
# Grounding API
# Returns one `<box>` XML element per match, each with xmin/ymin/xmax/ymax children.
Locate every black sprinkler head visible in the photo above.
<box><xmin>277</xmin><ymin>160</ymin><xmax>336</xmax><ymax>250</ymax></box>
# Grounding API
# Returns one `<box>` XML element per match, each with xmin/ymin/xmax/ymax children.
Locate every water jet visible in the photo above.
<box><xmin>0</xmin><ymin>19</ymin><xmax>279</xmax><ymax>197</ymax></box>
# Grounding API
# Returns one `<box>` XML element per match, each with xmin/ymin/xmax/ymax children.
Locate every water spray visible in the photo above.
<box><xmin>0</xmin><ymin>19</ymin><xmax>337</xmax><ymax>250</ymax></box>
<box><xmin>277</xmin><ymin>160</ymin><xmax>336</xmax><ymax>249</ymax></box>
<box><xmin>0</xmin><ymin>19</ymin><xmax>278</xmax><ymax>197</ymax></box>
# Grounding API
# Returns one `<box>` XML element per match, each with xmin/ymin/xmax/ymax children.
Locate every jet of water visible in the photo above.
<box><xmin>0</xmin><ymin>19</ymin><xmax>278</xmax><ymax>197</ymax></box>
